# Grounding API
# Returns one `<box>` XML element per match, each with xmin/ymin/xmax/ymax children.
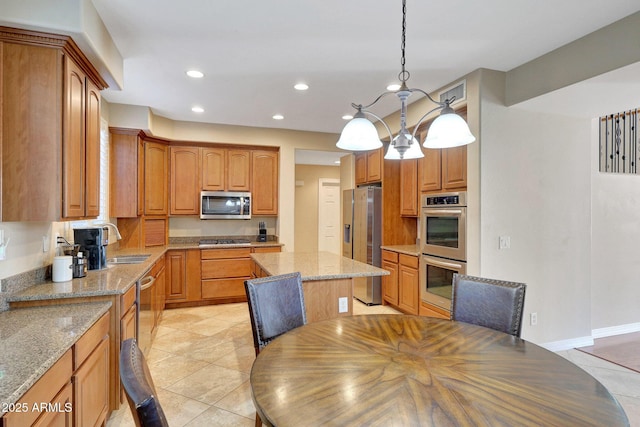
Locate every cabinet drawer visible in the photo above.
<box><xmin>382</xmin><ymin>250</ymin><xmax>399</xmax><ymax>263</ymax></box>
<box><xmin>201</xmin><ymin>258</ymin><xmax>252</xmax><ymax>279</ymax></box>
<box><xmin>74</xmin><ymin>312</ymin><xmax>110</xmax><ymax>370</ymax></box>
<box><xmin>399</xmin><ymin>254</ymin><xmax>418</xmax><ymax>269</ymax></box>
<box><xmin>202</xmin><ymin>278</ymin><xmax>247</xmax><ymax>299</ymax></box>
<box><xmin>201</xmin><ymin>248</ymin><xmax>252</xmax><ymax>259</ymax></box>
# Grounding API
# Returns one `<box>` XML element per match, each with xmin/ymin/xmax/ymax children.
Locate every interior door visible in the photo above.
<box><xmin>318</xmin><ymin>179</ymin><xmax>341</xmax><ymax>254</ymax></box>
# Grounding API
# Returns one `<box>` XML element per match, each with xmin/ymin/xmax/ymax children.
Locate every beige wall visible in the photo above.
<box><xmin>294</xmin><ymin>164</ymin><xmax>341</xmax><ymax>252</ymax></box>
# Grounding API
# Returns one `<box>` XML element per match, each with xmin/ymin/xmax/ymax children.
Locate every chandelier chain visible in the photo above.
<box><xmin>399</xmin><ymin>0</ymin><xmax>409</xmax><ymax>83</ymax></box>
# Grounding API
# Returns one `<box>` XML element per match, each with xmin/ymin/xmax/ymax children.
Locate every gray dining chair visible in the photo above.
<box><xmin>450</xmin><ymin>274</ymin><xmax>527</xmax><ymax>337</ymax></box>
<box><xmin>244</xmin><ymin>272</ymin><xmax>307</xmax><ymax>356</ymax></box>
<box><xmin>119</xmin><ymin>338</ymin><xmax>169</xmax><ymax>427</ymax></box>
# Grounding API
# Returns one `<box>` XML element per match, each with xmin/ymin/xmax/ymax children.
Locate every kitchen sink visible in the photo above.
<box><xmin>106</xmin><ymin>254</ymin><xmax>151</xmax><ymax>264</ymax></box>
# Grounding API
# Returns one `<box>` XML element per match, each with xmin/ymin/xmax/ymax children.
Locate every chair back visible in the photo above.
<box><xmin>451</xmin><ymin>274</ymin><xmax>526</xmax><ymax>337</ymax></box>
<box><xmin>119</xmin><ymin>338</ymin><xmax>169</xmax><ymax>427</ymax></box>
<box><xmin>245</xmin><ymin>272</ymin><xmax>307</xmax><ymax>355</ymax></box>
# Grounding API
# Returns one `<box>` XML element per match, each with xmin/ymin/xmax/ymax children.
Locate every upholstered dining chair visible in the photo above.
<box><xmin>244</xmin><ymin>272</ymin><xmax>307</xmax><ymax>356</ymax></box>
<box><xmin>450</xmin><ymin>274</ymin><xmax>527</xmax><ymax>337</ymax></box>
<box><xmin>245</xmin><ymin>272</ymin><xmax>307</xmax><ymax>427</ymax></box>
<box><xmin>120</xmin><ymin>338</ymin><xmax>169</xmax><ymax>427</ymax></box>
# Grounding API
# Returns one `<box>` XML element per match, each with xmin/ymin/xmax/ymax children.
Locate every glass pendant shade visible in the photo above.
<box><xmin>423</xmin><ymin>112</ymin><xmax>476</xmax><ymax>149</ymax></box>
<box><xmin>336</xmin><ymin>117</ymin><xmax>383</xmax><ymax>151</ymax></box>
<box><xmin>385</xmin><ymin>134</ymin><xmax>424</xmax><ymax>159</ymax></box>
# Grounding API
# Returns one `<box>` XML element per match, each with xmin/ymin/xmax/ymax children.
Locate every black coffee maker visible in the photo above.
<box><xmin>74</xmin><ymin>227</ymin><xmax>108</xmax><ymax>270</ymax></box>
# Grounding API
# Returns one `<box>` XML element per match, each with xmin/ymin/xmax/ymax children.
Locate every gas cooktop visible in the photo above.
<box><xmin>198</xmin><ymin>238</ymin><xmax>252</xmax><ymax>247</ymax></box>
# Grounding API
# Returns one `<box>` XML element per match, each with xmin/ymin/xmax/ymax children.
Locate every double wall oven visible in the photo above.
<box><xmin>419</xmin><ymin>192</ymin><xmax>467</xmax><ymax>310</ymax></box>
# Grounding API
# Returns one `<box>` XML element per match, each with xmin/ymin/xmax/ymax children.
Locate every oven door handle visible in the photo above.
<box><xmin>423</xmin><ymin>208</ymin><xmax>464</xmax><ymax>216</ymax></box>
<box><xmin>422</xmin><ymin>256</ymin><xmax>465</xmax><ymax>270</ymax></box>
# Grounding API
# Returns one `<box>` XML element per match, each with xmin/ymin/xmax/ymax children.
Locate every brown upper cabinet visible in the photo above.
<box><xmin>201</xmin><ymin>148</ymin><xmax>250</xmax><ymax>191</ymax></box>
<box><xmin>251</xmin><ymin>150</ymin><xmax>279</xmax><ymax>215</ymax></box>
<box><xmin>170</xmin><ymin>146</ymin><xmax>201</xmax><ymax>215</ymax></box>
<box><xmin>110</xmin><ymin>129</ymin><xmax>144</xmax><ymax>217</ymax></box>
<box><xmin>110</xmin><ymin>130</ymin><xmax>169</xmax><ymax>217</ymax></box>
<box><xmin>115</xmin><ymin>135</ymin><xmax>279</xmax><ymax>219</ymax></box>
<box><xmin>0</xmin><ymin>27</ymin><xmax>107</xmax><ymax>221</ymax></box>
<box><xmin>400</xmin><ymin>159</ymin><xmax>419</xmax><ymax>216</ymax></box>
<box><xmin>420</xmin><ymin>145</ymin><xmax>467</xmax><ymax>193</ymax></box>
<box><xmin>355</xmin><ymin>147</ymin><xmax>383</xmax><ymax>185</ymax></box>
<box><xmin>144</xmin><ymin>141</ymin><xmax>169</xmax><ymax>215</ymax></box>
<box><xmin>419</xmin><ymin>107</ymin><xmax>468</xmax><ymax>193</ymax></box>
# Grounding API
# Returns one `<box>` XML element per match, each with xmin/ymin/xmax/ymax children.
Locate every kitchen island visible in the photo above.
<box><xmin>251</xmin><ymin>251</ymin><xmax>389</xmax><ymax>322</ymax></box>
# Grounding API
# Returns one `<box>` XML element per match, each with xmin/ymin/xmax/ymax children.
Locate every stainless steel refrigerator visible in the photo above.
<box><xmin>342</xmin><ymin>187</ymin><xmax>382</xmax><ymax>305</ymax></box>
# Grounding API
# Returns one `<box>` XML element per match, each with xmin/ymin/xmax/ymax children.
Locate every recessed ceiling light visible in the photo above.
<box><xmin>342</xmin><ymin>115</ymin><xmax>353</xmax><ymax>120</ymax></box>
<box><xmin>386</xmin><ymin>83</ymin><xmax>401</xmax><ymax>91</ymax></box>
<box><xmin>294</xmin><ymin>83</ymin><xmax>309</xmax><ymax>91</ymax></box>
<box><xmin>272</xmin><ymin>114</ymin><xmax>284</xmax><ymax>120</ymax></box>
<box><xmin>192</xmin><ymin>106</ymin><xmax>204</xmax><ymax>113</ymax></box>
<box><xmin>186</xmin><ymin>70</ymin><xmax>204</xmax><ymax>78</ymax></box>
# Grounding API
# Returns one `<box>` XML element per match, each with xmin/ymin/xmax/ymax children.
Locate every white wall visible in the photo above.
<box><xmin>479</xmin><ymin>70</ymin><xmax>593</xmax><ymax>345</ymax></box>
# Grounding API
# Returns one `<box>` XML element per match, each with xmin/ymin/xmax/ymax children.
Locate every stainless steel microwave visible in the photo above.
<box><xmin>200</xmin><ymin>191</ymin><xmax>251</xmax><ymax>219</ymax></box>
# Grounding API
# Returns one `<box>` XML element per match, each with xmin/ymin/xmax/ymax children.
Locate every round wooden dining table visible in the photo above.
<box><xmin>249</xmin><ymin>314</ymin><xmax>629</xmax><ymax>427</ymax></box>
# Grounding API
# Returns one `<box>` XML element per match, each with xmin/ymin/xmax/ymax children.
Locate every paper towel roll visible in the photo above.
<box><xmin>52</xmin><ymin>256</ymin><xmax>73</xmax><ymax>282</ymax></box>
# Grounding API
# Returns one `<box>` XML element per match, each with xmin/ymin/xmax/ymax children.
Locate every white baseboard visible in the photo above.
<box><xmin>592</xmin><ymin>322</ymin><xmax>640</xmax><ymax>339</ymax></box>
<box><xmin>541</xmin><ymin>322</ymin><xmax>640</xmax><ymax>352</ymax></box>
<box><xmin>542</xmin><ymin>336</ymin><xmax>594</xmax><ymax>352</ymax></box>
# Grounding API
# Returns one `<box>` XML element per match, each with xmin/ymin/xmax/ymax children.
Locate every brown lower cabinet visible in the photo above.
<box><xmin>201</xmin><ymin>248</ymin><xmax>253</xmax><ymax>302</ymax></box>
<box><xmin>165</xmin><ymin>246</ymin><xmax>282</xmax><ymax>308</ymax></box>
<box><xmin>10</xmin><ymin>284</ymin><xmax>138</xmax><ymax>415</ymax></box>
<box><xmin>381</xmin><ymin>250</ymin><xmax>419</xmax><ymax>315</ymax></box>
<box><xmin>382</xmin><ymin>250</ymin><xmax>400</xmax><ymax>306</ymax></box>
<box><xmin>1</xmin><ymin>312</ymin><xmax>110</xmax><ymax>427</ymax></box>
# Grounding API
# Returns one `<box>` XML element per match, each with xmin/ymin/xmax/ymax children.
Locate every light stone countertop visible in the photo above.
<box><xmin>6</xmin><ymin>246</ymin><xmax>168</xmax><ymax>303</ymax></box>
<box><xmin>251</xmin><ymin>251</ymin><xmax>389</xmax><ymax>280</ymax></box>
<box><xmin>0</xmin><ymin>302</ymin><xmax>112</xmax><ymax>413</ymax></box>
<box><xmin>380</xmin><ymin>244</ymin><xmax>421</xmax><ymax>257</ymax></box>
<box><xmin>7</xmin><ymin>241</ymin><xmax>284</xmax><ymax>303</ymax></box>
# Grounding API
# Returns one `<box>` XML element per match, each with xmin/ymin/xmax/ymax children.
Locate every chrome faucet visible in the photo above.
<box><xmin>94</xmin><ymin>222</ymin><xmax>122</xmax><ymax>240</ymax></box>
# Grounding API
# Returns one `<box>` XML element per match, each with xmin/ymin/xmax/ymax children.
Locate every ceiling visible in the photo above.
<box><xmin>90</xmin><ymin>0</ymin><xmax>640</xmax><ymax>141</ymax></box>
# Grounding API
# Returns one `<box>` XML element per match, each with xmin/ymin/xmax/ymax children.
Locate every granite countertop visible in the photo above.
<box><xmin>380</xmin><ymin>244</ymin><xmax>421</xmax><ymax>257</ymax></box>
<box><xmin>7</xmin><ymin>246</ymin><xmax>167</xmax><ymax>303</ymax></box>
<box><xmin>251</xmin><ymin>251</ymin><xmax>389</xmax><ymax>280</ymax></box>
<box><xmin>7</xmin><ymin>240</ymin><xmax>284</xmax><ymax>303</ymax></box>
<box><xmin>0</xmin><ymin>302</ymin><xmax>112</xmax><ymax>413</ymax></box>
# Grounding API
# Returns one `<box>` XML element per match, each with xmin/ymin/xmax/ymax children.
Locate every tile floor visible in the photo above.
<box><xmin>107</xmin><ymin>301</ymin><xmax>640</xmax><ymax>426</ymax></box>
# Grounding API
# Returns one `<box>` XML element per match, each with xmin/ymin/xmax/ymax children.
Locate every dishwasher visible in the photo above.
<box><xmin>137</xmin><ymin>268</ymin><xmax>156</xmax><ymax>356</ymax></box>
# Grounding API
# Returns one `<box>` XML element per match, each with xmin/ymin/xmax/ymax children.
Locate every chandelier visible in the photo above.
<box><xmin>336</xmin><ymin>0</ymin><xmax>476</xmax><ymax>160</ymax></box>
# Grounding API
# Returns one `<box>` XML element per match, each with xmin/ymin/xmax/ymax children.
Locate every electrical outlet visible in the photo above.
<box><xmin>530</xmin><ymin>312</ymin><xmax>538</xmax><ymax>326</ymax></box>
<box><xmin>42</xmin><ymin>235</ymin><xmax>49</xmax><ymax>253</ymax></box>
<box><xmin>338</xmin><ymin>297</ymin><xmax>349</xmax><ymax>313</ymax></box>
<box><xmin>499</xmin><ymin>236</ymin><xmax>511</xmax><ymax>249</ymax></box>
